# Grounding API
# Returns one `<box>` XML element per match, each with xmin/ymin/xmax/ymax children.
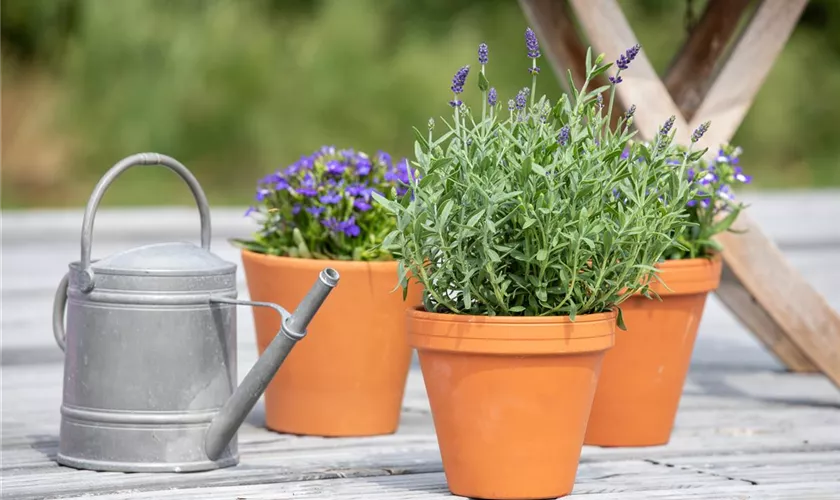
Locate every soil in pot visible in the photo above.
<box><xmin>584</xmin><ymin>255</ymin><xmax>722</xmax><ymax>447</ymax></box>
<box><xmin>408</xmin><ymin>307</ymin><xmax>616</xmax><ymax>500</ymax></box>
<box><xmin>241</xmin><ymin>249</ymin><xmax>422</xmax><ymax>437</ymax></box>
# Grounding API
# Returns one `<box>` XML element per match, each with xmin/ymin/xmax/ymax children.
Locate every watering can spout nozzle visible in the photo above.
<box><xmin>203</xmin><ymin>268</ymin><xmax>340</xmax><ymax>461</ymax></box>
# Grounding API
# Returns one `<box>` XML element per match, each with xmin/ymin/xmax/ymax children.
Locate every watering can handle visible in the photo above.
<box><xmin>77</xmin><ymin>153</ymin><xmax>212</xmax><ymax>293</ymax></box>
<box><xmin>52</xmin><ymin>272</ymin><xmax>70</xmax><ymax>352</ymax></box>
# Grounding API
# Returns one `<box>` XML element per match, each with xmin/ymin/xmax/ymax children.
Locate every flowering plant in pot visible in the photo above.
<box><xmin>374</xmin><ymin>31</ymin><xmax>697</xmax><ymax>499</ymax></box>
<box><xmin>230</xmin><ymin>146</ymin><xmax>423</xmax><ymax>437</ymax></box>
<box><xmin>585</xmin><ymin>142</ymin><xmax>752</xmax><ymax>448</ymax></box>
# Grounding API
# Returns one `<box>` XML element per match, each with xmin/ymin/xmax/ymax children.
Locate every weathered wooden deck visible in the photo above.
<box><xmin>3</xmin><ymin>190</ymin><xmax>840</xmax><ymax>499</ymax></box>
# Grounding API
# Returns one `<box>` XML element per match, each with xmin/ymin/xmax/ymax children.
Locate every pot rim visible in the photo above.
<box><xmin>406</xmin><ymin>305</ymin><xmax>617</xmax><ymax>325</ymax></box>
<box><xmin>406</xmin><ymin>305</ymin><xmax>616</xmax><ymax>355</ymax></box>
<box><xmin>642</xmin><ymin>253</ymin><xmax>723</xmax><ymax>296</ymax></box>
<box><xmin>240</xmin><ymin>247</ymin><xmax>398</xmax><ymax>271</ymax></box>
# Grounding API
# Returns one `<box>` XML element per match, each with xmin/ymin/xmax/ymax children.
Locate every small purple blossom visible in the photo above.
<box><xmin>319</xmin><ymin>191</ymin><xmax>342</xmax><ymax>204</ymax></box>
<box><xmin>292</xmin><ymin>204</ymin><xmax>302</xmax><ymax>215</ymax></box>
<box><xmin>525</xmin><ymin>27</ymin><xmax>541</xmax><ymax>59</ymax></box>
<box><xmin>557</xmin><ymin>125</ymin><xmax>570</xmax><ymax>146</ymax></box>
<box><xmin>609</xmin><ymin>75</ymin><xmax>623</xmax><ymax>84</ymax></box>
<box><xmin>325</xmin><ymin>159</ymin><xmax>345</xmax><ymax>175</ymax></box>
<box><xmin>305</xmin><ymin>205</ymin><xmax>324</xmax><ymax>217</ymax></box>
<box><xmin>508</xmin><ymin>99</ymin><xmax>515</xmax><ymax>111</ymax></box>
<box><xmin>625</xmin><ymin>104</ymin><xmax>636</xmax><ymax>119</ymax></box>
<box><xmin>699</xmin><ymin>171</ymin><xmax>718</xmax><ymax>185</ymax></box>
<box><xmin>691</xmin><ymin>121</ymin><xmax>710</xmax><ymax>143</ymax></box>
<box><xmin>376</xmin><ymin>150</ymin><xmax>392</xmax><ymax>168</ymax></box>
<box><xmin>478</xmin><ymin>43</ymin><xmax>488</xmax><ymax>65</ymax></box>
<box><xmin>733</xmin><ymin>166</ymin><xmax>752</xmax><ymax>184</ymax></box>
<box><xmin>449</xmin><ymin>99</ymin><xmax>463</xmax><ymax>108</ymax></box>
<box><xmin>616</xmin><ymin>44</ymin><xmax>640</xmax><ymax>71</ymax></box>
<box><xmin>321</xmin><ymin>216</ymin><xmax>361</xmax><ymax>238</ymax></box>
<box><xmin>353</xmin><ymin>198</ymin><xmax>373</xmax><ymax>211</ymax></box>
<box><xmin>515</xmin><ymin>88</ymin><xmax>528</xmax><ymax>110</ymax></box>
<box><xmin>355</xmin><ymin>157</ymin><xmax>372</xmax><ymax>176</ymax></box>
<box><xmin>256</xmin><ymin>188</ymin><xmax>271</xmax><ymax>202</ymax></box>
<box><xmin>296</xmin><ymin>172</ymin><xmax>318</xmax><ymax>197</ymax></box>
<box><xmin>528</xmin><ymin>66</ymin><xmax>541</xmax><ymax>75</ymax></box>
<box><xmin>660</xmin><ymin>115</ymin><xmax>676</xmax><ymax>136</ymax></box>
<box><xmin>488</xmin><ymin>87</ymin><xmax>497</xmax><ymax>106</ymax></box>
<box><xmin>451</xmin><ymin>65</ymin><xmax>469</xmax><ymax>94</ymax></box>
<box><xmin>620</xmin><ymin>147</ymin><xmax>630</xmax><ymax>159</ymax></box>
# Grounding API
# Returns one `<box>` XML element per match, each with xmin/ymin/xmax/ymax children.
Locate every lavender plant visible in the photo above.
<box><xmin>232</xmin><ymin>146</ymin><xmax>415</xmax><ymax>261</ymax></box>
<box><xmin>374</xmin><ymin>30</ymin><xmax>704</xmax><ymax>323</ymax></box>
<box><xmin>664</xmin><ymin>143</ymin><xmax>751</xmax><ymax>260</ymax></box>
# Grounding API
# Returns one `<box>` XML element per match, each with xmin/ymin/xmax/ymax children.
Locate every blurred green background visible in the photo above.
<box><xmin>3</xmin><ymin>0</ymin><xmax>839</xmax><ymax>209</ymax></box>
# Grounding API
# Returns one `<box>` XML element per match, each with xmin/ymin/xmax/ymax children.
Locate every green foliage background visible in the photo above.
<box><xmin>3</xmin><ymin>0</ymin><xmax>840</xmax><ymax>209</ymax></box>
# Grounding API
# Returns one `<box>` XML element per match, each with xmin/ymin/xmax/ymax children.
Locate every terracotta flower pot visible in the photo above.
<box><xmin>408</xmin><ymin>307</ymin><xmax>616</xmax><ymax>499</ymax></box>
<box><xmin>584</xmin><ymin>255</ymin><xmax>723</xmax><ymax>447</ymax></box>
<box><xmin>240</xmin><ymin>249</ymin><xmax>422</xmax><ymax>436</ymax></box>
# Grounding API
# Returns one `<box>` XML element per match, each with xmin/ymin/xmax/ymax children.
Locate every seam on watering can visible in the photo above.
<box><xmin>68</xmin><ymin>292</ymin><xmax>238</xmax><ymax>306</ymax></box>
<box><xmin>61</xmin><ymin>405</ymin><xmax>218</xmax><ymax>425</ymax></box>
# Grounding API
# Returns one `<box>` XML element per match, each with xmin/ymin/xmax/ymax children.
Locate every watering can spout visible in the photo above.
<box><xmin>204</xmin><ymin>268</ymin><xmax>340</xmax><ymax>461</ymax></box>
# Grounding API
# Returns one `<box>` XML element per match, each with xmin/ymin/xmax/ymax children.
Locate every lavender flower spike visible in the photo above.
<box><xmin>451</xmin><ymin>65</ymin><xmax>470</xmax><ymax>94</ymax></box>
<box><xmin>525</xmin><ymin>27</ymin><xmax>541</xmax><ymax>59</ymax></box>
<box><xmin>557</xmin><ymin>125</ymin><xmax>570</xmax><ymax>146</ymax></box>
<box><xmin>659</xmin><ymin>115</ymin><xmax>676</xmax><ymax>136</ymax></box>
<box><xmin>515</xmin><ymin>88</ymin><xmax>528</xmax><ymax>110</ymax></box>
<box><xmin>488</xmin><ymin>87</ymin><xmax>497</xmax><ymax>107</ymax></box>
<box><xmin>691</xmin><ymin>121</ymin><xmax>711</xmax><ymax>143</ymax></box>
<box><xmin>478</xmin><ymin>43</ymin><xmax>488</xmax><ymax>65</ymax></box>
<box><xmin>616</xmin><ymin>44</ymin><xmax>641</xmax><ymax>71</ymax></box>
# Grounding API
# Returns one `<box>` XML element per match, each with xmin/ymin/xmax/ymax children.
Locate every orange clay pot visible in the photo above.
<box><xmin>584</xmin><ymin>255</ymin><xmax>723</xmax><ymax>447</ymax></box>
<box><xmin>241</xmin><ymin>249</ymin><xmax>422</xmax><ymax>436</ymax></box>
<box><xmin>408</xmin><ymin>307</ymin><xmax>616</xmax><ymax>499</ymax></box>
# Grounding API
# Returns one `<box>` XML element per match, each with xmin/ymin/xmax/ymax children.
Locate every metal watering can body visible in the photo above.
<box><xmin>52</xmin><ymin>153</ymin><xmax>339</xmax><ymax>472</ymax></box>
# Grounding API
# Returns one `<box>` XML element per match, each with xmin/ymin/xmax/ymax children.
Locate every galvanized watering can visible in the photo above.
<box><xmin>51</xmin><ymin>153</ymin><xmax>339</xmax><ymax>472</ymax></box>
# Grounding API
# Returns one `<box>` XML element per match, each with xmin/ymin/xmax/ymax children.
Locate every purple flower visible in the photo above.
<box><xmin>256</xmin><ymin>188</ymin><xmax>271</xmax><ymax>202</ymax></box>
<box><xmin>596</xmin><ymin>94</ymin><xmax>604</xmax><ymax>109</ymax></box>
<box><xmin>699</xmin><ymin>171</ymin><xmax>718</xmax><ymax>185</ymax></box>
<box><xmin>488</xmin><ymin>87</ymin><xmax>497</xmax><ymax>106</ymax></box>
<box><xmin>687</xmin><ymin>168</ymin><xmax>696</xmax><ymax>182</ymax></box>
<box><xmin>691</xmin><ymin>121</ymin><xmax>710</xmax><ymax>143</ymax></box>
<box><xmin>515</xmin><ymin>88</ymin><xmax>528</xmax><ymax>109</ymax></box>
<box><xmin>525</xmin><ymin>27</ymin><xmax>541</xmax><ymax>59</ymax></box>
<box><xmin>734</xmin><ymin>166</ymin><xmax>752</xmax><ymax>184</ymax></box>
<box><xmin>625</xmin><ymin>104</ymin><xmax>636</xmax><ymax>119</ymax></box>
<box><xmin>718</xmin><ymin>184</ymin><xmax>734</xmax><ymax>201</ymax></box>
<box><xmin>557</xmin><ymin>125</ymin><xmax>570</xmax><ymax>146</ymax></box>
<box><xmin>508</xmin><ymin>99</ymin><xmax>515</xmax><ymax>111</ymax></box>
<box><xmin>660</xmin><ymin>115</ymin><xmax>676</xmax><ymax>136</ymax></box>
<box><xmin>616</xmin><ymin>44</ymin><xmax>640</xmax><ymax>71</ymax></box>
<box><xmin>296</xmin><ymin>172</ymin><xmax>318</xmax><ymax>197</ymax></box>
<box><xmin>321</xmin><ymin>216</ymin><xmax>361</xmax><ymax>237</ymax></box>
<box><xmin>325</xmin><ymin>159</ymin><xmax>345</xmax><ymax>175</ymax></box>
<box><xmin>528</xmin><ymin>66</ymin><xmax>541</xmax><ymax>75</ymax></box>
<box><xmin>449</xmin><ymin>99</ymin><xmax>463</xmax><ymax>108</ymax></box>
<box><xmin>319</xmin><ymin>191</ymin><xmax>342</xmax><ymax>204</ymax></box>
<box><xmin>346</xmin><ymin>183</ymin><xmax>367</xmax><ymax>196</ymax></box>
<box><xmin>666</xmin><ymin>158</ymin><xmax>681</xmax><ymax>166</ymax></box>
<box><xmin>355</xmin><ymin>157</ymin><xmax>372</xmax><ymax>176</ymax></box>
<box><xmin>274</xmin><ymin>177</ymin><xmax>290</xmax><ymax>190</ymax></box>
<box><xmin>478</xmin><ymin>43</ymin><xmax>488</xmax><ymax>65</ymax></box>
<box><xmin>353</xmin><ymin>198</ymin><xmax>372</xmax><ymax>211</ymax></box>
<box><xmin>620</xmin><ymin>146</ymin><xmax>630</xmax><ymax>159</ymax></box>
<box><xmin>376</xmin><ymin>150</ymin><xmax>392</xmax><ymax>168</ymax></box>
<box><xmin>305</xmin><ymin>205</ymin><xmax>324</xmax><ymax>217</ymax></box>
<box><xmin>609</xmin><ymin>75</ymin><xmax>623</xmax><ymax>84</ymax></box>
<box><xmin>451</xmin><ymin>65</ymin><xmax>470</xmax><ymax>94</ymax></box>
<box><xmin>292</xmin><ymin>204</ymin><xmax>302</xmax><ymax>215</ymax></box>
<box><xmin>244</xmin><ymin>206</ymin><xmax>256</xmax><ymax>216</ymax></box>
